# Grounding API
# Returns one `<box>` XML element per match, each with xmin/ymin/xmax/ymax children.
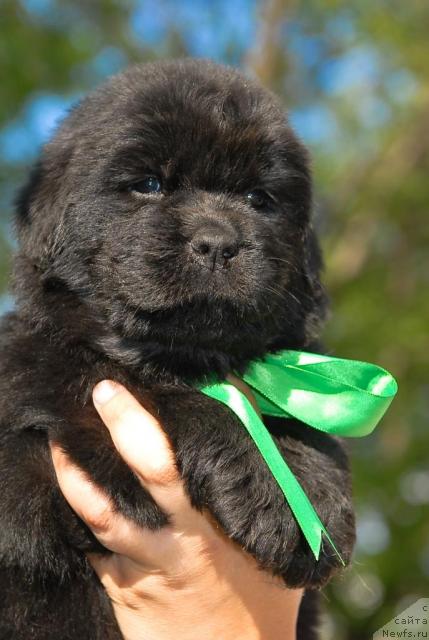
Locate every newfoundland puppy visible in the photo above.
<box><xmin>0</xmin><ymin>59</ymin><xmax>355</xmax><ymax>639</ymax></box>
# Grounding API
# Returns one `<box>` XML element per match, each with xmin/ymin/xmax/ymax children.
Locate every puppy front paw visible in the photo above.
<box><xmin>146</xmin><ymin>388</ymin><xmax>356</xmax><ymax>588</ymax></box>
<box><xmin>215</xmin><ymin>418</ymin><xmax>356</xmax><ymax>588</ymax></box>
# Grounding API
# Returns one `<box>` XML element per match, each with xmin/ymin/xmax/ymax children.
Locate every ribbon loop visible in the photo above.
<box><xmin>243</xmin><ymin>352</ymin><xmax>397</xmax><ymax>437</ymax></box>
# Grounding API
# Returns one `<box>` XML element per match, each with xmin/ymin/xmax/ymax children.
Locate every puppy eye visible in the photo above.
<box><xmin>130</xmin><ymin>176</ymin><xmax>162</xmax><ymax>194</ymax></box>
<box><xmin>246</xmin><ymin>189</ymin><xmax>275</xmax><ymax>211</ymax></box>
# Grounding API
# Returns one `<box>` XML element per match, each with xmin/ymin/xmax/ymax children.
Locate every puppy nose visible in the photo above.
<box><xmin>190</xmin><ymin>223</ymin><xmax>240</xmax><ymax>269</ymax></box>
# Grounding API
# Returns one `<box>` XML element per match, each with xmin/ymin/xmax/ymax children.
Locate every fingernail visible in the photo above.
<box><xmin>93</xmin><ymin>380</ymin><xmax>120</xmax><ymax>406</ymax></box>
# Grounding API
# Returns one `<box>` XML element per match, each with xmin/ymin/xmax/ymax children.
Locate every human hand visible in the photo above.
<box><xmin>50</xmin><ymin>381</ymin><xmax>302</xmax><ymax>640</ymax></box>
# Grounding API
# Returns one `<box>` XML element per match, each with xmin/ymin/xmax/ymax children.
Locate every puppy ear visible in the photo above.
<box><xmin>14</xmin><ymin>159</ymin><xmax>45</xmax><ymax>229</ymax></box>
<box><xmin>14</xmin><ymin>142</ymin><xmax>73</xmax><ymax>271</ymax></box>
<box><xmin>302</xmin><ymin>224</ymin><xmax>329</xmax><ymax>344</ymax></box>
<box><xmin>303</xmin><ymin>225</ymin><xmax>323</xmax><ymax>288</ymax></box>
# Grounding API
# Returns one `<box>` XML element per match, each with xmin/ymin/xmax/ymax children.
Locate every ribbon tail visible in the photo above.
<box><xmin>260</xmin><ymin>447</ymin><xmax>344</xmax><ymax>563</ymax></box>
<box><xmin>236</xmin><ymin>402</ymin><xmax>344</xmax><ymax>563</ymax></box>
<box><xmin>200</xmin><ymin>383</ymin><xmax>344</xmax><ymax>563</ymax></box>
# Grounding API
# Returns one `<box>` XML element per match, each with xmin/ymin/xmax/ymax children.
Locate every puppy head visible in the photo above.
<box><xmin>14</xmin><ymin>59</ymin><xmax>327</xmax><ymax>378</ymax></box>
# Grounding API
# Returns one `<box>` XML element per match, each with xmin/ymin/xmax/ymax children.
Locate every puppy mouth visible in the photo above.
<box><xmin>192</xmin><ymin>253</ymin><xmax>236</xmax><ymax>273</ymax></box>
<box><xmin>107</xmin><ymin>252</ymin><xmax>284</xmax><ymax>358</ymax></box>
<box><xmin>177</xmin><ymin>260</ymin><xmax>263</xmax><ymax>308</ymax></box>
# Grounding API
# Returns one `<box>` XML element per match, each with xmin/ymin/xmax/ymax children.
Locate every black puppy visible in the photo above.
<box><xmin>0</xmin><ymin>59</ymin><xmax>355</xmax><ymax>639</ymax></box>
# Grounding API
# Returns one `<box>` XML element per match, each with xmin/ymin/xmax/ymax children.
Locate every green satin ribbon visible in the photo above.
<box><xmin>199</xmin><ymin>350</ymin><xmax>398</xmax><ymax>561</ymax></box>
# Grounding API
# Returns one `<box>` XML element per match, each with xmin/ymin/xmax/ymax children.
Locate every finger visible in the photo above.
<box><xmin>92</xmin><ymin>381</ymin><xmax>192</xmax><ymax>516</ymax></box>
<box><xmin>50</xmin><ymin>442</ymin><xmax>172</xmax><ymax>562</ymax></box>
<box><xmin>92</xmin><ymin>381</ymin><xmax>179</xmax><ymax>487</ymax></box>
<box><xmin>50</xmin><ymin>443</ymin><xmax>112</xmax><ymax>533</ymax></box>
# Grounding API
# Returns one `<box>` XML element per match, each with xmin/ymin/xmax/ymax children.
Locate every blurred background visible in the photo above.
<box><xmin>0</xmin><ymin>0</ymin><xmax>428</xmax><ymax>637</ymax></box>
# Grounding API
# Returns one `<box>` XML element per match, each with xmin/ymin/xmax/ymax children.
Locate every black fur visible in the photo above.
<box><xmin>0</xmin><ymin>59</ymin><xmax>355</xmax><ymax>639</ymax></box>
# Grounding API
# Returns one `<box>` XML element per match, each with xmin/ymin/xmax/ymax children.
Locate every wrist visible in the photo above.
<box><xmin>109</xmin><ymin>563</ymin><xmax>302</xmax><ymax>640</ymax></box>
<box><xmin>110</xmin><ymin>572</ymin><xmax>250</xmax><ymax>640</ymax></box>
